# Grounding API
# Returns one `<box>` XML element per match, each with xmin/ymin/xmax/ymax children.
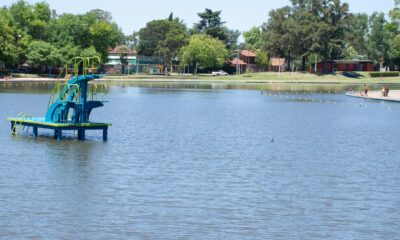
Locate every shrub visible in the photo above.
<box><xmin>369</xmin><ymin>72</ymin><xmax>399</xmax><ymax>78</ymax></box>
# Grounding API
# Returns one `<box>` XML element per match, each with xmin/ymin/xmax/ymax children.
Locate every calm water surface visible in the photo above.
<box><xmin>0</xmin><ymin>82</ymin><xmax>400</xmax><ymax>239</ymax></box>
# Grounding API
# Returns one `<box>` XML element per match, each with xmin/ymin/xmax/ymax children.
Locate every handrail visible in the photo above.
<box><xmin>98</xmin><ymin>83</ymin><xmax>108</xmax><ymax>95</ymax></box>
<box><xmin>88</xmin><ymin>83</ymin><xmax>108</xmax><ymax>101</ymax></box>
<box><xmin>12</xmin><ymin>113</ymin><xmax>32</xmax><ymax>136</ymax></box>
<box><xmin>48</xmin><ymin>82</ymin><xmax>66</xmax><ymax>107</ymax></box>
<box><xmin>46</xmin><ymin>56</ymin><xmax>103</xmax><ymax>117</ymax></box>
<box><xmin>64</xmin><ymin>84</ymin><xmax>80</xmax><ymax>101</ymax></box>
<box><xmin>70</xmin><ymin>56</ymin><xmax>101</xmax><ymax>76</ymax></box>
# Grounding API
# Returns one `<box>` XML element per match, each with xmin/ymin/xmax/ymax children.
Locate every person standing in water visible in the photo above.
<box><xmin>364</xmin><ymin>84</ymin><xmax>368</xmax><ymax>96</ymax></box>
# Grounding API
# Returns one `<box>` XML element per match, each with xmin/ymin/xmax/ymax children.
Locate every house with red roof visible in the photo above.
<box><xmin>229</xmin><ymin>50</ymin><xmax>257</xmax><ymax>73</ymax></box>
<box><xmin>270</xmin><ymin>58</ymin><xmax>286</xmax><ymax>72</ymax></box>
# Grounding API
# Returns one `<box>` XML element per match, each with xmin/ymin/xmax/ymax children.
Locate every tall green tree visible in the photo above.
<box><xmin>28</xmin><ymin>2</ymin><xmax>51</xmax><ymax>40</ymax></box>
<box><xmin>89</xmin><ymin>21</ymin><xmax>122</xmax><ymax>62</ymax></box>
<box><xmin>180</xmin><ymin>34</ymin><xmax>228</xmax><ymax>75</ymax></box>
<box><xmin>83</xmin><ymin>9</ymin><xmax>123</xmax><ymax>62</ymax></box>
<box><xmin>9</xmin><ymin>0</ymin><xmax>34</xmax><ymax>32</ymax></box>
<box><xmin>48</xmin><ymin>10</ymin><xmax>122</xmax><ymax>63</ymax></box>
<box><xmin>244</xmin><ymin>27</ymin><xmax>262</xmax><ymax>50</ymax></box>
<box><xmin>138</xmin><ymin>18</ymin><xmax>188</xmax><ymax>70</ymax></box>
<box><xmin>81</xmin><ymin>46</ymin><xmax>99</xmax><ymax>58</ymax></box>
<box><xmin>156</xmin><ymin>24</ymin><xmax>188</xmax><ymax>71</ymax></box>
<box><xmin>193</xmin><ymin>9</ymin><xmax>239</xmax><ymax>49</ymax></box>
<box><xmin>194</xmin><ymin>9</ymin><xmax>225</xmax><ymax>38</ymax></box>
<box><xmin>224</xmin><ymin>28</ymin><xmax>240</xmax><ymax>50</ymax></box>
<box><xmin>345</xmin><ymin>13</ymin><xmax>369</xmax><ymax>59</ymax></box>
<box><xmin>387</xmin><ymin>0</ymin><xmax>400</xmax><ymax>69</ymax></box>
<box><xmin>123</xmin><ymin>31</ymin><xmax>139</xmax><ymax>49</ymax></box>
<box><xmin>118</xmin><ymin>46</ymin><xmax>129</xmax><ymax>74</ymax></box>
<box><xmin>138</xmin><ymin>20</ymin><xmax>175</xmax><ymax>56</ymax></box>
<box><xmin>48</xmin><ymin>13</ymin><xmax>85</xmax><ymax>48</ymax></box>
<box><xmin>1</xmin><ymin>2</ymin><xmax>121</xmax><ymax>70</ymax></box>
<box><xmin>367</xmin><ymin>12</ymin><xmax>391</xmax><ymax>67</ymax></box>
<box><xmin>57</xmin><ymin>44</ymin><xmax>80</xmax><ymax>66</ymax></box>
<box><xmin>255</xmin><ymin>50</ymin><xmax>269</xmax><ymax>67</ymax></box>
<box><xmin>262</xmin><ymin>7</ymin><xmax>292</xmax><ymax>68</ymax></box>
<box><xmin>26</xmin><ymin>40</ymin><xmax>58</xmax><ymax>71</ymax></box>
<box><xmin>262</xmin><ymin>0</ymin><xmax>351</xmax><ymax>72</ymax></box>
<box><xmin>309</xmin><ymin>0</ymin><xmax>351</xmax><ymax>71</ymax></box>
<box><xmin>0</xmin><ymin>8</ymin><xmax>18</xmax><ymax>68</ymax></box>
<box><xmin>287</xmin><ymin>3</ymin><xmax>316</xmax><ymax>70</ymax></box>
<box><xmin>86</xmin><ymin>9</ymin><xmax>113</xmax><ymax>22</ymax></box>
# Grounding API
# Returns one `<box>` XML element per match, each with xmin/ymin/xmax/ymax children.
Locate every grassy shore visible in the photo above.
<box><xmin>3</xmin><ymin>71</ymin><xmax>400</xmax><ymax>84</ymax></box>
<box><xmin>103</xmin><ymin>72</ymin><xmax>400</xmax><ymax>84</ymax></box>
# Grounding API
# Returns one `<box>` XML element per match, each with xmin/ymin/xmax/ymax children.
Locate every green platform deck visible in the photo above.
<box><xmin>8</xmin><ymin>117</ymin><xmax>111</xmax><ymax>141</ymax></box>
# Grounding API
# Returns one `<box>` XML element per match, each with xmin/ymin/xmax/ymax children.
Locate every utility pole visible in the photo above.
<box><xmin>236</xmin><ymin>46</ymin><xmax>240</xmax><ymax>75</ymax></box>
<box><xmin>314</xmin><ymin>54</ymin><xmax>317</xmax><ymax>73</ymax></box>
<box><xmin>279</xmin><ymin>63</ymin><xmax>281</xmax><ymax>78</ymax></box>
<box><xmin>236</xmin><ymin>32</ymin><xmax>243</xmax><ymax>75</ymax></box>
<box><xmin>16</xmin><ymin>34</ymin><xmax>21</xmax><ymax>73</ymax></box>
<box><xmin>136</xmin><ymin>56</ymin><xmax>139</xmax><ymax>75</ymax></box>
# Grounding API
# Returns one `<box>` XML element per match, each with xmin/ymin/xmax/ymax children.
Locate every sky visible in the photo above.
<box><xmin>2</xmin><ymin>0</ymin><xmax>396</xmax><ymax>35</ymax></box>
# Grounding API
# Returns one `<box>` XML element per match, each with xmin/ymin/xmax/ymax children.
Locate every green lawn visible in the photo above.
<box><xmin>103</xmin><ymin>72</ymin><xmax>400</xmax><ymax>83</ymax></box>
<box><xmin>5</xmin><ymin>71</ymin><xmax>400</xmax><ymax>84</ymax></box>
<box><xmin>197</xmin><ymin>72</ymin><xmax>400</xmax><ymax>83</ymax></box>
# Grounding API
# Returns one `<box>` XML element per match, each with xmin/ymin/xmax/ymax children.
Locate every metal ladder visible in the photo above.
<box><xmin>11</xmin><ymin>113</ymin><xmax>32</xmax><ymax>136</ymax></box>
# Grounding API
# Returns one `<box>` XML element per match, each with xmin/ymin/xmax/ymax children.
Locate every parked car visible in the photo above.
<box><xmin>212</xmin><ymin>70</ymin><xmax>228</xmax><ymax>76</ymax></box>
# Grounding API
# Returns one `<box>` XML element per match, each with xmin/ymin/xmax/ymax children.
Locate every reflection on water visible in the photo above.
<box><xmin>1</xmin><ymin>80</ymin><xmax>400</xmax><ymax>94</ymax></box>
<box><xmin>1</xmin><ymin>83</ymin><xmax>400</xmax><ymax>239</ymax></box>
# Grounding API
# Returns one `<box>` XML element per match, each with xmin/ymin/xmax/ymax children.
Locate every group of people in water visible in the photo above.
<box><xmin>362</xmin><ymin>85</ymin><xmax>389</xmax><ymax>97</ymax></box>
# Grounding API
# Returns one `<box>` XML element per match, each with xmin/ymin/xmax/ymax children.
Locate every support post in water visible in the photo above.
<box><xmin>56</xmin><ymin>129</ymin><xmax>62</xmax><ymax>142</ymax></box>
<box><xmin>78</xmin><ymin>130</ymin><xmax>85</xmax><ymax>141</ymax></box>
<box><xmin>33</xmin><ymin>127</ymin><xmax>38</xmax><ymax>137</ymax></box>
<box><xmin>103</xmin><ymin>128</ymin><xmax>108</xmax><ymax>141</ymax></box>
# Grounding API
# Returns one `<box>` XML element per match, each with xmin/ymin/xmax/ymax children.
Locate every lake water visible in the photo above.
<box><xmin>1</xmin><ymin>82</ymin><xmax>400</xmax><ymax>239</ymax></box>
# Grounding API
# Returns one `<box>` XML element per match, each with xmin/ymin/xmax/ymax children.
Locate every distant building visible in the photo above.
<box><xmin>240</xmin><ymin>50</ymin><xmax>257</xmax><ymax>72</ymax></box>
<box><xmin>229</xmin><ymin>50</ymin><xmax>257</xmax><ymax>73</ymax></box>
<box><xmin>270</xmin><ymin>58</ymin><xmax>286</xmax><ymax>72</ymax></box>
<box><xmin>105</xmin><ymin>46</ymin><xmax>170</xmax><ymax>74</ymax></box>
<box><xmin>136</xmin><ymin>56</ymin><xmax>166</xmax><ymax>75</ymax></box>
<box><xmin>229</xmin><ymin>57</ymin><xmax>247</xmax><ymax>73</ymax></box>
<box><xmin>316</xmin><ymin>60</ymin><xmax>375</xmax><ymax>73</ymax></box>
<box><xmin>105</xmin><ymin>45</ymin><xmax>137</xmax><ymax>74</ymax></box>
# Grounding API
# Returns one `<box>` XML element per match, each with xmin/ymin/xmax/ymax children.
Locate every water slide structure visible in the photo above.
<box><xmin>7</xmin><ymin>56</ymin><xmax>111</xmax><ymax>141</ymax></box>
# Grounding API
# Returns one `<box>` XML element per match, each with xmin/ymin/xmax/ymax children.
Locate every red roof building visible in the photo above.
<box><xmin>106</xmin><ymin>45</ymin><xmax>137</xmax><ymax>74</ymax></box>
<box><xmin>269</xmin><ymin>58</ymin><xmax>286</xmax><ymax>72</ymax></box>
<box><xmin>240</xmin><ymin>50</ymin><xmax>256</xmax><ymax>65</ymax></box>
<box><xmin>270</xmin><ymin>58</ymin><xmax>286</xmax><ymax>67</ymax></box>
<box><xmin>241</xmin><ymin>50</ymin><xmax>257</xmax><ymax>57</ymax></box>
<box><xmin>230</xmin><ymin>50</ymin><xmax>258</xmax><ymax>73</ymax></box>
<box><xmin>230</xmin><ymin>58</ymin><xmax>247</xmax><ymax>66</ymax></box>
<box><xmin>109</xmin><ymin>45</ymin><xmax>137</xmax><ymax>55</ymax></box>
<box><xmin>315</xmin><ymin>60</ymin><xmax>375</xmax><ymax>73</ymax></box>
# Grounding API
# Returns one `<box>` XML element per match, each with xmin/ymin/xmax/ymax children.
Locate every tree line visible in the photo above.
<box><xmin>1</xmin><ymin>0</ymin><xmax>400</xmax><ymax>74</ymax></box>
<box><xmin>0</xmin><ymin>0</ymin><xmax>122</xmax><ymax>72</ymax></box>
<box><xmin>260</xmin><ymin>0</ymin><xmax>400</xmax><ymax>72</ymax></box>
